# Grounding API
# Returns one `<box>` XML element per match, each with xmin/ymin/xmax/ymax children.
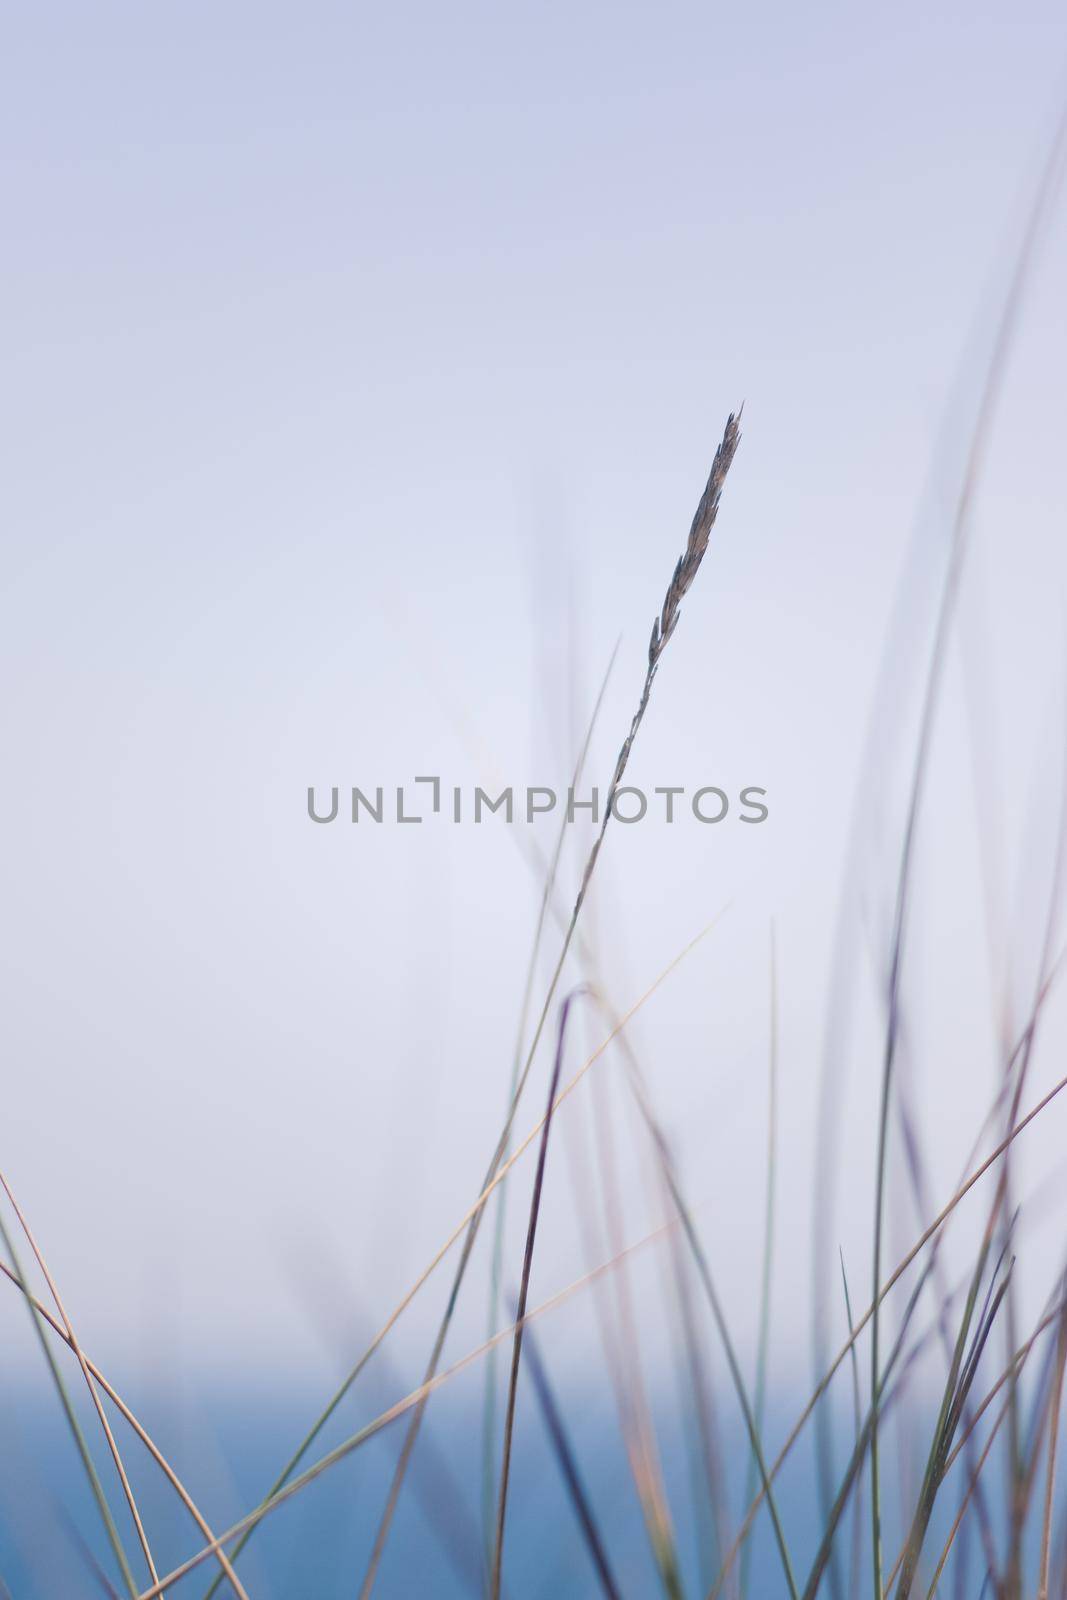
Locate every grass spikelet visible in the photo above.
<box><xmin>576</xmin><ymin>410</ymin><xmax>741</xmax><ymax>910</ymax></box>
<box><xmin>208</xmin><ymin>414</ymin><xmax>743</xmax><ymax>1600</ymax></box>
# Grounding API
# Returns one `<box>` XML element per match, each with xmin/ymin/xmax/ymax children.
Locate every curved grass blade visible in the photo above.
<box><xmin>482</xmin><ymin>638</ymin><xmax>621</xmax><ymax>1578</ymax></box>
<box><xmin>508</xmin><ymin>1297</ymin><xmax>622</xmax><ymax>1600</ymax></box>
<box><xmin>135</xmin><ymin>1215</ymin><xmax>693</xmax><ymax>1598</ymax></box>
<box><xmin>0</xmin><ymin>1262</ymin><xmax>250</xmax><ymax>1598</ymax></box>
<box><xmin>707</xmin><ymin>1045</ymin><xmax>1067</xmax><ymax>1600</ymax></box>
<box><xmin>0</xmin><ymin>1171</ymin><xmax>161</xmax><ymax>1594</ymax></box>
<box><xmin>0</xmin><ymin>1202</ymin><xmax>138</xmax><ymax>1597</ymax></box>
<box><xmin>491</xmin><ymin>991</ymin><xmax>583</xmax><ymax>1598</ymax></box>
<box><xmin>194</xmin><ymin>416</ymin><xmax>741</xmax><ymax>1600</ymax></box>
<box><xmin>354</xmin><ymin>413</ymin><xmax>742</xmax><ymax>1600</ymax></box>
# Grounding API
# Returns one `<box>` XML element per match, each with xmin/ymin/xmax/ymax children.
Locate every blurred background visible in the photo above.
<box><xmin>2</xmin><ymin>3</ymin><xmax>1067</xmax><ymax>1594</ymax></box>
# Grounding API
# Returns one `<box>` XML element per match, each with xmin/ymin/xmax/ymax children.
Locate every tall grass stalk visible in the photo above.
<box><xmin>481</xmin><ymin>638</ymin><xmax>620</xmax><ymax>1582</ymax></box>
<box><xmin>491</xmin><ymin>991</ymin><xmax>582</xmax><ymax>1598</ymax></box>
<box><xmin>355</xmin><ymin>411</ymin><xmax>744</xmax><ymax>1597</ymax></box>
<box><xmin>133</xmin><ymin>1215</ymin><xmax>698</xmax><ymax>1598</ymax></box>
<box><xmin>0</xmin><ymin>1203</ymin><xmax>139</xmax><ymax>1598</ymax></box>
<box><xmin>867</xmin><ymin>114</ymin><xmax>1067</xmax><ymax>1600</ymax></box>
<box><xmin>510</xmin><ymin>1302</ymin><xmax>623</xmax><ymax>1599</ymax></box>
<box><xmin>708</xmin><ymin>1047</ymin><xmax>1067</xmax><ymax>1599</ymax></box>
<box><xmin>0</xmin><ymin>1261</ymin><xmax>251</xmax><ymax>1597</ymax></box>
<box><xmin>133</xmin><ymin>1049</ymin><xmax>1067</xmax><ymax>1600</ymax></box>
<box><xmin>0</xmin><ymin>1173</ymin><xmax>160</xmax><ymax>1594</ymax></box>
<box><xmin>196</xmin><ymin>914</ymin><xmax>718</xmax><ymax>1599</ymax></box>
<box><xmin>198</xmin><ymin>414</ymin><xmax>742</xmax><ymax>1600</ymax></box>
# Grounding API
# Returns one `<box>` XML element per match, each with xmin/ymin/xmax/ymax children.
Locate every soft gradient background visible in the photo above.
<box><xmin>3</xmin><ymin>4</ymin><xmax>1067</xmax><ymax>1593</ymax></box>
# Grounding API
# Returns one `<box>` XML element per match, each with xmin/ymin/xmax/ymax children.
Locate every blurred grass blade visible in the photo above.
<box><xmin>482</xmin><ymin>637</ymin><xmax>620</xmax><ymax>1580</ymax></box>
<box><xmin>492</xmin><ymin>990</ymin><xmax>582</xmax><ymax>1598</ymax></box>
<box><xmin>0</xmin><ymin>1204</ymin><xmax>138</xmax><ymax>1598</ymax></box>
<box><xmin>508</xmin><ymin>1298</ymin><xmax>622</xmax><ymax>1600</ymax></box>
<box><xmin>205</xmin><ymin>415</ymin><xmax>742</xmax><ymax>1600</ymax></box>
<box><xmin>742</xmin><ymin>925</ymin><xmax>778</xmax><ymax>1597</ymax></box>
<box><xmin>0</xmin><ymin>1171</ymin><xmax>160</xmax><ymax>1594</ymax></box>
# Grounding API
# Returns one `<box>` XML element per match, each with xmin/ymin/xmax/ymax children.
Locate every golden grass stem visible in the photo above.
<box><xmin>137</xmin><ymin>1220</ymin><xmax>686</xmax><ymax>1600</ymax></box>
<box><xmin>202</xmin><ymin>918</ymin><xmax>720</xmax><ymax>1600</ymax></box>
<box><xmin>0</xmin><ymin>1203</ymin><xmax>138</xmax><ymax>1597</ymax></box>
<box><xmin>482</xmin><ymin>636</ymin><xmax>620</xmax><ymax>1575</ymax></box>
<box><xmin>0</xmin><ymin>1257</ymin><xmax>252</xmax><ymax>1600</ymax></box>
<box><xmin>0</xmin><ymin>1172</ymin><xmax>161</xmax><ymax>1594</ymax></box>
<box><xmin>707</xmin><ymin>1058</ymin><xmax>1067</xmax><ymax>1600</ymax></box>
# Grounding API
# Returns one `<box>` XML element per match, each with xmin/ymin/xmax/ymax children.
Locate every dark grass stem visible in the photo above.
<box><xmin>197</xmin><ymin>917</ymin><xmax>716</xmax><ymax>1600</ymax></box>
<box><xmin>133</xmin><ymin>1220</ymin><xmax>695</xmax><ymax>1599</ymax></box>
<box><xmin>482</xmin><ymin>639</ymin><xmax>620</xmax><ymax>1580</ymax></box>
<box><xmin>509</xmin><ymin>1300</ymin><xmax>623</xmax><ymax>1600</ymax></box>
<box><xmin>865</xmin><ymin>110</ymin><xmax>1067</xmax><ymax>1600</ymax></box>
<box><xmin>348</xmin><ymin>412</ymin><xmax>741</xmax><ymax>1595</ymax></box>
<box><xmin>136</xmin><ymin>1074</ymin><xmax>1067</xmax><ymax>1600</ymax></box>
<box><xmin>200</xmin><ymin>415</ymin><xmax>743</xmax><ymax>1600</ymax></box>
<box><xmin>707</xmin><ymin>1050</ymin><xmax>1067</xmax><ymax>1600</ymax></box>
<box><xmin>894</xmin><ymin>1257</ymin><xmax>1013</xmax><ymax>1599</ymax></box>
<box><xmin>491</xmin><ymin>992</ymin><xmax>584</xmax><ymax>1599</ymax></box>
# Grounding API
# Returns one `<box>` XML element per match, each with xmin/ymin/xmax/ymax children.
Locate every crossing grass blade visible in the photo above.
<box><xmin>491</xmin><ymin>991</ymin><xmax>582</xmax><ymax>1599</ymax></box>
<box><xmin>0</xmin><ymin>1204</ymin><xmax>139</xmax><ymax>1598</ymax></box>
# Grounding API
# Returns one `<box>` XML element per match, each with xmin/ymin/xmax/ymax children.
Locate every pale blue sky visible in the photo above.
<box><xmin>2</xmin><ymin>3</ymin><xmax>1067</xmax><ymax>1387</ymax></box>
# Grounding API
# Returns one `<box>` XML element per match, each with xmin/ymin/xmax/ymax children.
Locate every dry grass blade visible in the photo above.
<box><xmin>491</xmin><ymin>992</ymin><xmax>582</xmax><ymax>1599</ymax></box>
<box><xmin>707</xmin><ymin>1056</ymin><xmax>1067</xmax><ymax>1600</ymax></box>
<box><xmin>202</xmin><ymin>917</ymin><xmax>720</xmax><ymax>1600</ymax></box>
<box><xmin>283</xmin><ymin>1239</ymin><xmax>486</xmax><ymax>1592</ymax></box>
<box><xmin>804</xmin><ymin>110</ymin><xmax>1067</xmax><ymax>1600</ymax></box>
<box><xmin>586</xmin><ymin>1032</ymin><xmax>683</xmax><ymax>1597</ymax></box>
<box><xmin>798</xmin><ymin>1255</ymin><xmax>946</xmax><ymax>1600</ymax></box>
<box><xmin>0</xmin><ymin>1258</ymin><xmax>252</xmax><ymax>1599</ymax></box>
<box><xmin>350</xmin><ymin>416</ymin><xmax>740</xmax><ymax>1598</ymax></box>
<box><xmin>0</xmin><ymin>1200</ymin><xmax>138</xmax><ymax>1597</ymax></box>
<box><xmin>879</xmin><ymin>1280</ymin><xmax>1067</xmax><ymax>1596</ymax></box>
<box><xmin>483</xmin><ymin>636</ymin><xmax>621</xmax><ymax>1572</ymax></box>
<box><xmin>894</xmin><ymin>1257</ymin><xmax>1014</xmax><ymax>1600</ymax></box>
<box><xmin>664</xmin><ymin>1172</ymin><xmax>733</xmax><ymax>1595</ymax></box>
<box><xmin>892</xmin><ymin>1078</ymin><xmax>1002</xmax><ymax>1586</ymax></box>
<box><xmin>942</xmin><ymin>1291</ymin><xmax>1067</xmax><ymax>1480</ymax></box>
<box><xmin>602</xmin><ymin>987</ymin><xmax>797</xmax><ymax>1597</ymax></box>
<box><xmin>562</xmin><ymin>1020</ymin><xmax>685</xmax><ymax>1598</ymax></box>
<box><xmin>205</xmin><ymin>420</ymin><xmax>740</xmax><ymax>1600</ymax></box>
<box><xmin>133</xmin><ymin>876</ymin><xmax>1067</xmax><ymax>1600</ymax></box>
<box><xmin>0</xmin><ymin>1171</ymin><xmax>161</xmax><ymax>1595</ymax></box>
<box><xmin>485</xmin><ymin>683</ymin><xmax>738</xmax><ymax>1593</ymax></box>
<box><xmin>918</xmin><ymin>1379</ymin><xmax>1013</xmax><ymax>1599</ymax></box>
<box><xmin>135</xmin><ymin>1218</ymin><xmax>688</xmax><ymax>1600</ymax></box>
